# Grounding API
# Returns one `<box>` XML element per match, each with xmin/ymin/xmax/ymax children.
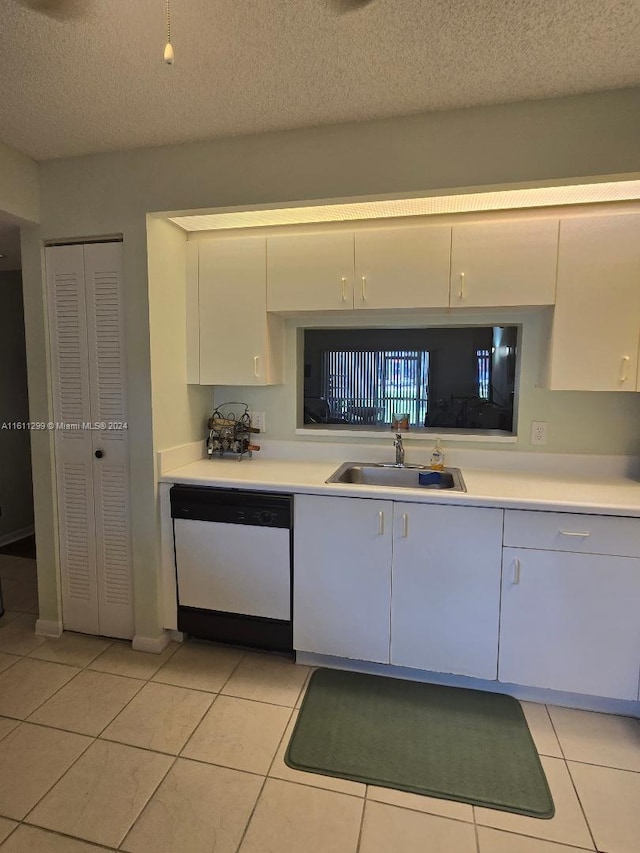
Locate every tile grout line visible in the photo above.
<box><xmin>2</xmin><ymin>822</ymin><xmax>120</xmax><ymax>852</ymax></box>
<box><xmin>23</xmin><ymin>671</ymin><xmax>147</xmax><ymax>736</ymax></box>
<box><xmin>17</xmin><ymin>724</ymin><xmax>97</xmax><ymax>830</ymax></box>
<box><xmin>116</xmin><ymin>754</ymin><xmax>180</xmax><ymax>852</ymax></box>
<box><xmin>545</xmin><ymin>704</ymin><xmax>599</xmax><ymax>853</ymax></box>
<box><xmin>232</xmin><ymin>703</ymin><xmax>297</xmax><ymax>853</ymax></box>
<box><xmin>3</xmin><ymin>633</ymin><xmax>181</xmax><ymax>849</ymax></box>
<box><xmin>473</xmin><ymin>824</ymin><xmax>597</xmax><ymax>852</ymax></box>
<box><xmin>354</xmin><ymin>794</ymin><xmax>367</xmax><ymax>853</ymax></box>
<box><xmin>472</xmin><ymin>811</ymin><xmax>481</xmax><ymax>853</ymax></box>
<box><xmin>176</xmin><ymin>690</ymin><xmax>221</xmax><ymax>758</ymax></box>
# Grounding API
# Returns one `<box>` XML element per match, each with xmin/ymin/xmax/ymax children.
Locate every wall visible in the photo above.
<box><xmin>0</xmin><ymin>142</ymin><xmax>39</xmax><ymax>223</ymax></box>
<box><xmin>0</xmin><ymin>271</ymin><xmax>34</xmax><ymax>543</ymax></box>
<box><xmin>147</xmin><ymin>217</ymin><xmax>212</xmax><ymax>455</ymax></box>
<box><xmin>21</xmin><ymin>87</ymin><xmax>640</xmax><ymax>639</ymax></box>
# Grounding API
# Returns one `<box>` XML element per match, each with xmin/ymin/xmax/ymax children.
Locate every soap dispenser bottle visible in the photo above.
<box><xmin>430</xmin><ymin>438</ymin><xmax>445</xmax><ymax>471</ymax></box>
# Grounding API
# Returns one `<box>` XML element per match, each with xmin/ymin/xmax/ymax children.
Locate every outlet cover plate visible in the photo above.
<box><xmin>249</xmin><ymin>411</ymin><xmax>266</xmax><ymax>433</ymax></box>
<box><xmin>531</xmin><ymin>421</ymin><xmax>548</xmax><ymax>445</ymax></box>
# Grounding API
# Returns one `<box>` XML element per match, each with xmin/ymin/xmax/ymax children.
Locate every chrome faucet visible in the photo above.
<box><xmin>394</xmin><ymin>433</ymin><xmax>405</xmax><ymax>466</ymax></box>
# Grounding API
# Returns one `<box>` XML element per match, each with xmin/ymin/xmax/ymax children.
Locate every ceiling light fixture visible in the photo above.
<box><xmin>163</xmin><ymin>0</ymin><xmax>174</xmax><ymax>65</ymax></box>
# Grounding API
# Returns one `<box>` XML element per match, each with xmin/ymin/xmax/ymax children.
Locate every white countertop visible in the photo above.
<box><xmin>160</xmin><ymin>454</ymin><xmax>640</xmax><ymax>517</ymax></box>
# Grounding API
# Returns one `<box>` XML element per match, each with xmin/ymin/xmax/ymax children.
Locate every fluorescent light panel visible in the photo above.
<box><xmin>168</xmin><ymin>180</ymin><xmax>640</xmax><ymax>232</ymax></box>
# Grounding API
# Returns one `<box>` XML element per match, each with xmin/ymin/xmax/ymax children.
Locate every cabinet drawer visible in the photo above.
<box><xmin>503</xmin><ymin>510</ymin><xmax>640</xmax><ymax>558</ymax></box>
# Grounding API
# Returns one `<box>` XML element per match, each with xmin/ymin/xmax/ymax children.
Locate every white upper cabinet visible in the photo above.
<box><xmin>196</xmin><ymin>237</ymin><xmax>284</xmax><ymax>385</ymax></box>
<box><xmin>354</xmin><ymin>225</ymin><xmax>451</xmax><ymax>309</ymax></box>
<box><xmin>267</xmin><ymin>232</ymin><xmax>354</xmax><ymax>312</ymax></box>
<box><xmin>267</xmin><ymin>225</ymin><xmax>451</xmax><ymax>312</ymax></box>
<box><xmin>450</xmin><ymin>219</ymin><xmax>559</xmax><ymax>307</ymax></box>
<box><xmin>547</xmin><ymin>213</ymin><xmax>640</xmax><ymax>392</ymax></box>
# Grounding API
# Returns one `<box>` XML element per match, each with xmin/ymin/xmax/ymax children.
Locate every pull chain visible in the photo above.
<box><xmin>163</xmin><ymin>0</ymin><xmax>174</xmax><ymax>64</ymax></box>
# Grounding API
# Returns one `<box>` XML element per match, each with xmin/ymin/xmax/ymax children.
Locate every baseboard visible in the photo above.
<box><xmin>0</xmin><ymin>525</ymin><xmax>35</xmax><ymax>548</ymax></box>
<box><xmin>132</xmin><ymin>630</ymin><xmax>173</xmax><ymax>654</ymax></box>
<box><xmin>295</xmin><ymin>652</ymin><xmax>640</xmax><ymax>718</ymax></box>
<box><xmin>35</xmin><ymin>618</ymin><xmax>63</xmax><ymax>638</ymax></box>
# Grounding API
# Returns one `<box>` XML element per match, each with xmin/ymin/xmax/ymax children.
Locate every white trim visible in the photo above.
<box><xmin>295</xmin><ymin>652</ymin><xmax>640</xmax><ymax>717</ymax></box>
<box><xmin>295</xmin><ymin>428</ymin><xmax>518</xmax><ymax>443</ymax></box>
<box><xmin>35</xmin><ymin>618</ymin><xmax>63</xmax><ymax>638</ymax></box>
<box><xmin>0</xmin><ymin>526</ymin><xmax>35</xmax><ymax>549</ymax></box>
<box><xmin>159</xmin><ymin>482</ymin><xmax>178</xmax><ymax>630</ymax></box>
<box><xmin>132</xmin><ymin>630</ymin><xmax>172</xmax><ymax>654</ymax></box>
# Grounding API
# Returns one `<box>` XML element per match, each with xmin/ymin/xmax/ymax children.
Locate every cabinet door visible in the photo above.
<box><xmin>548</xmin><ymin>214</ymin><xmax>640</xmax><ymax>391</ymax></box>
<box><xmin>391</xmin><ymin>504</ymin><xmax>503</xmax><ymax>679</ymax></box>
<box><xmin>293</xmin><ymin>494</ymin><xmax>392</xmax><ymax>662</ymax></box>
<box><xmin>450</xmin><ymin>219</ymin><xmax>558</xmax><ymax>307</ymax></box>
<box><xmin>267</xmin><ymin>232</ymin><xmax>354</xmax><ymax>311</ymax></box>
<box><xmin>354</xmin><ymin>225</ymin><xmax>451</xmax><ymax>309</ymax></box>
<box><xmin>199</xmin><ymin>237</ymin><xmax>278</xmax><ymax>385</ymax></box>
<box><xmin>499</xmin><ymin>548</ymin><xmax>640</xmax><ymax>700</ymax></box>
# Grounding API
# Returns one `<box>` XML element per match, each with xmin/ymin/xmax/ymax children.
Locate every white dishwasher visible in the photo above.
<box><xmin>170</xmin><ymin>485</ymin><xmax>293</xmax><ymax>652</ymax></box>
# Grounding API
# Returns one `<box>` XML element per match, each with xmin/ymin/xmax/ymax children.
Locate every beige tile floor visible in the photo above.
<box><xmin>1</xmin><ymin>554</ymin><xmax>640</xmax><ymax>852</ymax></box>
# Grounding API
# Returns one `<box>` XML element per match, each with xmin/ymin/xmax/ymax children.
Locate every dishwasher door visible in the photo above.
<box><xmin>170</xmin><ymin>486</ymin><xmax>293</xmax><ymax>651</ymax></box>
<box><xmin>174</xmin><ymin>518</ymin><xmax>290</xmax><ymax>619</ymax></box>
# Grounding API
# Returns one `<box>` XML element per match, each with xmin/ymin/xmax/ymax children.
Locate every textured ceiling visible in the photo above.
<box><xmin>1</xmin><ymin>0</ymin><xmax>640</xmax><ymax>161</ymax></box>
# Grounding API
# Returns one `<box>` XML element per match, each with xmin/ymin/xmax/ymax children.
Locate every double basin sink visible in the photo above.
<box><xmin>326</xmin><ymin>462</ymin><xmax>466</xmax><ymax>492</ymax></box>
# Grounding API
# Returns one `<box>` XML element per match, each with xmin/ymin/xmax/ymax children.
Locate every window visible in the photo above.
<box><xmin>303</xmin><ymin>326</ymin><xmax>518</xmax><ymax>434</ymax></box>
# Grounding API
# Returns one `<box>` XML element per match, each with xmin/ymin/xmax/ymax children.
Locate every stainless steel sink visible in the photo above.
<box><xmin>326</xmin><ymin>462</ymin><xmax>466</xmax><ymax>491</ymax></box>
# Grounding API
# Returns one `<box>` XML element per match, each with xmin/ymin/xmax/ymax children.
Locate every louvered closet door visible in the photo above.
<box><xmin>84</xmin><ymin>243</ymin><xmax>133</xmax><ymax>639</ymax></box>
<box><xmin>47</xmin><ymin>242</ymin><xmax>133</xmax><ymax>639</ymax></box>
<box><xmin>47</xmin><ymin>245</ymin><xmax>100</xmax><ymax>634</ymax></box>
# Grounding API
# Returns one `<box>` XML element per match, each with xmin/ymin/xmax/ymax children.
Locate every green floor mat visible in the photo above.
<box><xmin>285</xmin><ymin>668</ymin><xmax>554</xmax><ymax>819</ymax></box>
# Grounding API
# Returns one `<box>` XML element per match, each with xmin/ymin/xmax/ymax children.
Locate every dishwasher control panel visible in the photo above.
<box><xmin>170</xmin><ymin>485</ymin><xmax>292</xmax><ymax>528</ymax></box>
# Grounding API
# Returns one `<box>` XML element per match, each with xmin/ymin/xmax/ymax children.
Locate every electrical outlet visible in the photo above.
<box><xmin>530</xmin><ymin>421</ymin><xmax>548</xmax><ymax>446</ymax></box>
<box><xmin>248</xmin><ymin>411</ymin><xmax>266</xmax><ymax>433</ymax></box>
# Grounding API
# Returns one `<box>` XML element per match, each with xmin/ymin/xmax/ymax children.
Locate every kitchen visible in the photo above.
<box><xmin>9</xmin><ymin>99</ymin><xmax>640</xmax><ymax>853</ymax></box>
<box><xmin>2</xmin><ymin>2</ymin><xmax>640</xmax><ymax>850</ymax></box>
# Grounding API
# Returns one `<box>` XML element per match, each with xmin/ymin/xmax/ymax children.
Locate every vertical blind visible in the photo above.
<box><xmin>322</xmin><ymin>349</ymin><xmax>430</xmax><ymax>426</ymax></box>
<box><xmin>476</xmin><ymin>348</ymin><xmax>491</xmax><ymax>399</ymax></box>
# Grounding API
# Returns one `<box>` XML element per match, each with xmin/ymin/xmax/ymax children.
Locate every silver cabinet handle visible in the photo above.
<box><xmin>620</xmin><ymin>355</ymin><xmax>630</xmax><ymax>383</ymax></box>
<box><xmin>559</xmin><ymin>530</ymin><xmax>591</xmax><ymax>537</ymax></box>
<box><xmin>401</xmin><ymin>512</ymin><xmax>409</xmax><ymax>538</ymax></box>
<box><xmin>513</xmin><ymin>558</ymin><xmax>520</xmax><ymax>584</ymax></box>
<box><xmin>253</xmin><ymin>355</ymin><xmax>259</xmax><ymax>377</ymax></box>
<box><xmin>361</xmin><ymin>275</ymin><xmax>367</xmax><ymax>301</ymax></box>
<box><xmin>341</xmin><ymin>276</ymin><xmax>348</xmax><ymax>302</ymax></box>
<box><xmin>378</xmin><ymin>511</ymin><xmax>384</xmax><ymax>535</ymax></box>
<box><xmin>458</xmin><ymin>272</ymin><xmax>465</xmax><ymax>299</ymax></box>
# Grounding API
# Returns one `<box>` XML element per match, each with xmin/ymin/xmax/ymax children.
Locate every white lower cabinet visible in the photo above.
<box><xmin>390</xmin><ymin>503</ymin><xmax>503</xmax><ymax>678</ymax></box>
<box><xmin>293</xmin><ymin>495</ymin><xmax>503</xmax><ymax>677</ymax></box>
<box><xmin>293</xmin><ymin>495</ymin><xmax>393</xmax><ymax>662</ymax></box>
<box><xmin>499</xmin><ymin>547</ymin><xmax>640</xmax><ymax>700</ymax></box>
